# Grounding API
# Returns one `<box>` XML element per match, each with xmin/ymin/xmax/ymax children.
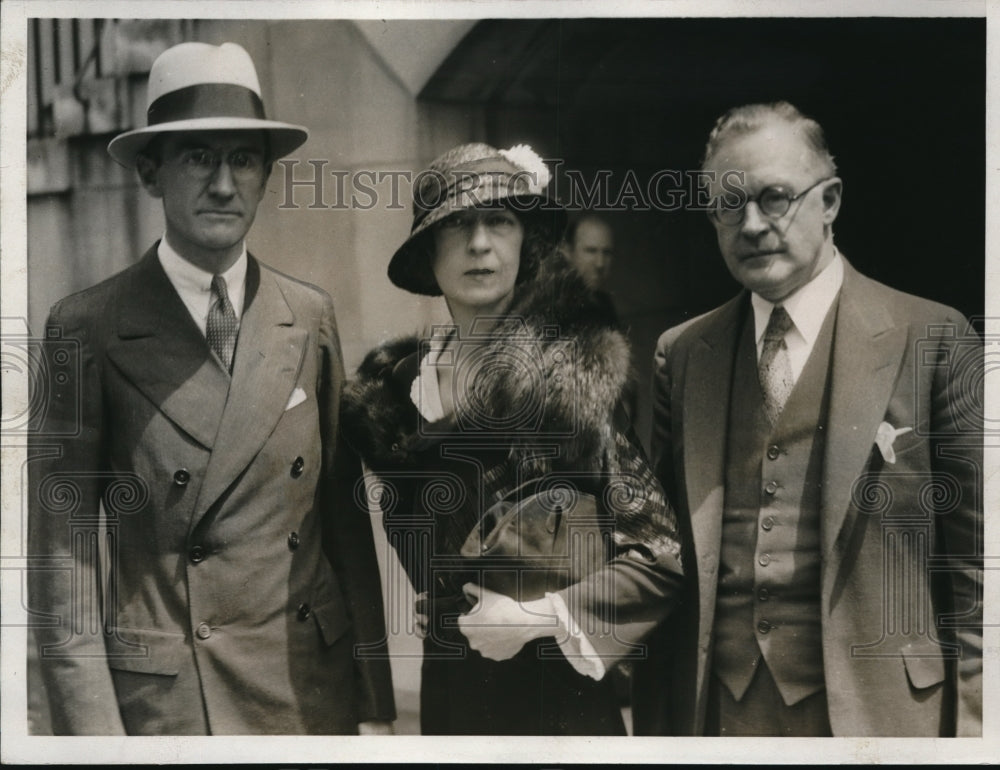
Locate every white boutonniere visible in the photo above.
<box><xmin>499</xmin><ymin>143</ymin><xmax>551</xmax><ymax>193</ymax></box>
<box><xmin>874</xmin><ymin>421</ymin><xmax>912</xmax><ymax>464</ymax></box>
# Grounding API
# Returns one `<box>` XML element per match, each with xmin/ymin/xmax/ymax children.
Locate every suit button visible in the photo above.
<box><xmin>761</xmin><ymin>516</ymin><xmax>774</xmax><ymax>531</ymax></box>
<box><xmin>758</xmin><ymin>587</ymin><xmax>770</xmax><ymax>601</ymax></box>
<box><xmin>189</xmin><ymin>545</ymin><xmax>206</xmax><ymax>563</ymax></box>
<box><xmin>767</xmin><ymin>445</ymin><xmax>781</xmax><ymax>460</ymax></box>
<box><xmin>291</xmin><ymin>456</ymin><xmax>305</xmax><ymax>478</ymax></box>
<box><xmin>196</xmin><ymin>623</ymin><xmax>212</xmax><ymax>640</ymax></box>
<box><xmin>173</xmin><ymin>468</ymin><xmax>191</xmax><ymax>486</ymax></box>
<box><xmin>297</xmin><ymin>602</ymin><xmax>311</xmax><ymax>621</ymax></box>
<box><xmin>757</xmin><ymin>620</ymin><xmax>772</xmax><ymax>634</ymax></box>
<box><xmin>764</xmin><ymin>481</ymin><xmax>778</xmax><ymax>496</ymax></box>
<box><xmin>287</xmin><ymin>532</ymin><xmax>300</xmax><ymax>550</ymax></box>
<box><xmin>758</xmin><ymin>553</ymin><xmax>771</xmax><ymax>566</ymax></box>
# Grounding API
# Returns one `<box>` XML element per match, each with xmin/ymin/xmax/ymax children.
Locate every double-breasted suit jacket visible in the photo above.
<box><xmin>28</xmin><ymin>246</ymin><xmax>395</xmax><ymax>734</ymax></box>
<box><xmin>633</xmin><ymin>261</ymin><xmax>982</xmax><ymax>736</ymax></box>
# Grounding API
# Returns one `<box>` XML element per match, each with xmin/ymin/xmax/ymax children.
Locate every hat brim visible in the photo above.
<box><xmin>107</xmin><ymin>117</ymin><xmax>309</xmax><ymax>167</ymax></box>
<box><xmin>388</xmin><ymin>193</ymin><xmax>567</xmax><ymax>296</ymax></box>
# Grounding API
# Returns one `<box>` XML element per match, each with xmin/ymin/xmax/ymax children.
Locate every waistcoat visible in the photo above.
<box><xmin>712</xmin><ymin>302</ymin><xmax>837</xmax><ymax>705</ymax></box>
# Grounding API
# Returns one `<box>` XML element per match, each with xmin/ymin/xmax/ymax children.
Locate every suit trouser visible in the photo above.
<box><xmin>705</xmin><ymin>663</ymin><xmax>832</xmax><ymax>736</ymax></box>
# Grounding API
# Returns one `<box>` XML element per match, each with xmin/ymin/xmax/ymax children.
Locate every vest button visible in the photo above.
<box><xmin>758</xmin><ymin>587</ymin><xmax>770</xmax><ymax>601</ymax></box>
<box><xmin>758</xmin><ymin>553</ymin><xmax>771</xmax><ymax>566</ymax></box>
<box><xmin>189</xmin><ymin>545</ymin><xmax>206</xmax><ymax>563</ymax></box>
<box><xmin>767</xmin><ymin>445</ymin><xmax>781</xmax><ymax>460</ymax></box>
<box><xmin>757</xmin><ymin>620</ymin><xmax>772</xmax><ymax>634</ymax></box>
<box><xmin>764</xmin><ymin>481</ymin><xmax>778</xmax><ymax>496</ymax></box>
<box><xmin>291</xmin><ymin>456</ymin><xmax>305</xmax><ymax>478</ymax></box>
<box><xmin>287</xmin><ymin>531</ymin><xmax>300</xmax><ymax>550</ymax></box>
<box><xmin>173</xmin><ymin>468</ymin><xmax>191</xmax><ymax>486</ymax></box>
<box><xmin>297</xmin><ymin>602</ymin><xmax>311</xmax><ymax>621</ymax></box>
<box><xmin>196</xmin><ymin>622</ymin><xmax>212</xmax><ymax>640</ymax></box>
<box><xmin>761</xmin><ymin>516</ymin><xmax>774</xmax><ymax>531</ymax></box>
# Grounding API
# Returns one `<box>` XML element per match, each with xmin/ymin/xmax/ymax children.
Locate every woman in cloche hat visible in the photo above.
<box><xmin>341</xmin><ymin>143</ymin><xmax>684</xmax><ymax>735</ymax></box>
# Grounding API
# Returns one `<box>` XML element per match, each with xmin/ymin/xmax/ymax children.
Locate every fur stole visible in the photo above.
<box><xmin>341</xmin><ymin>254</ymin><xmax>632</xmax><ymax>474</ymax></box>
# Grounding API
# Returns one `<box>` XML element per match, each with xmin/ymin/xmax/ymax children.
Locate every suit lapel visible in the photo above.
<box><xmin>683</xmin><ymin>294</ymin><xmax>747</xmax><ymax>654</ymax></box>
<box><xmin>191</xmin><ymin>257</ymin><xmax>307</xmax><ymax>529</ymax></box>
<box><xmin>106</xmin><ymin>247</ymin><xmax>230</xmax><ymax>449</ymax></box>
<box><xmin>821</xmin><ymin>263</ymin><xmax>908</xmax><ymax>562</ymax></box>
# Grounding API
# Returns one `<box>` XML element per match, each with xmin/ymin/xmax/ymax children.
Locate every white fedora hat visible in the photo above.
<box><xmin>107</xmin><ymin>42</ymin><xmax>309</xmax><ymax>167</ymax></box>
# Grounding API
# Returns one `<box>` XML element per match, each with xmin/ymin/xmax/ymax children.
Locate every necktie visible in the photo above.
<box><xmin>758</xmin><ymin>305</ymin><xmax>794</xmax><ymax>424</ymax></box>
<box><xmin>207</xmin><ymin>274</ymin><xmax>238</xmax><ymax>372</ymax></box>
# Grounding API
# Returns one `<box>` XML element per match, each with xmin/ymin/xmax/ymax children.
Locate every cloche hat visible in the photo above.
<box><xmin>388</xmin><ymin>142</ymin><xmax>567</xmax><ymax>296</ymax></box>
<box><xmin>107</xmin><ymin>42</ymin><xmax>309</xmax><ymax>167</ymax></box>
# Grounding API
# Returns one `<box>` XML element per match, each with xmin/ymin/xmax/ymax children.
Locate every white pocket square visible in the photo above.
<box><xmin>874</xmin><ymin>421</ymin><xmax>912</xmax><ymax>464</ymax></box>
<box><xmin>285</xmin><ymin>387</ymin><xmax>308</xmax><ymax>411</ymax></box>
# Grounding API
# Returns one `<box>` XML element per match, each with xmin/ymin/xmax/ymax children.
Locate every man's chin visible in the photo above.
<box><xmin>739</xmin><ymin>267</ymin><xmax>796</xmax><ymax>301</ymax></box>
<box><xmin>198</xmin><ymin>227</ymin><xmax>251</xmax><ymax>251</ymax></box>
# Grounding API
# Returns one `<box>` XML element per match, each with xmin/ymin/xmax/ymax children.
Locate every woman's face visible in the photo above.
<box><xmin>432</xmin><ymin>207</ymin><xmax>524</xmax><ymax>317</ymax></box>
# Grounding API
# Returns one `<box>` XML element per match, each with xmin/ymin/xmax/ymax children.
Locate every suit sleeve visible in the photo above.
<box><xmin>553</xmin><ymin>399</ymin><xmax>684</xmax><ymax>664</ymax></box>
<box><xmin>27</xmin><ymin>303</ymin><xmax>127</xmax><ymax>734</ymax></box>
<box><xmin>316</xmin><ymin>296</ymin><xmax>396</xmax><ymax>723</ymax></box>
<box><xmin>930</xmin><ymin>315</ymin><xmax>983</xmax><ymax>736</ymax></box>
<box><xmin>650</xmin><ymin>328</ymin><xmax>678</xmax><ymax>502</ymax></box>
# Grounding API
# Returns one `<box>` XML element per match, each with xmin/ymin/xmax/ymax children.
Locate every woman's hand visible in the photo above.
<box><xmin>457</xmin><ymin>583</ymin><xmax>558</xmax><ymax>661</ymax></box>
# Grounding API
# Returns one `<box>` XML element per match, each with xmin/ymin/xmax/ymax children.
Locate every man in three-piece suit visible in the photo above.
<box><xmin>28</xmin><ymin>41</ymin><xmax>395</xmax><ymax>735</ymax></box>
<box><xmin>633</xmin><ymin>102</ymin><xmax>982</xmax><ymax>736</ymax></box>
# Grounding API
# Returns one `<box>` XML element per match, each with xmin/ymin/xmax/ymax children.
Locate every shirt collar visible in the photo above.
<box><xmin>157</xmin><ymin>236</ymin><xmax>248</xmax><ymax>310</ymax></box>
<box><xmin>751</xmin><ymin>249</ymin><xmax>844</xmax><ymax>347</ymax></box>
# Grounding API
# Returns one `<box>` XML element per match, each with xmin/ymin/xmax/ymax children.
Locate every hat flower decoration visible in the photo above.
<box><xmin>499</xmin><ymin>144</ymin><xmax>551</xmax><ymax>193</ymax></box>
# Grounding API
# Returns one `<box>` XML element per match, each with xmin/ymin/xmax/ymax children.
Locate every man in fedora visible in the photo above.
<box><xmin>28</xmin><ymin>41</ymin><xmax>395</xmax><ymax>735</ymax></box>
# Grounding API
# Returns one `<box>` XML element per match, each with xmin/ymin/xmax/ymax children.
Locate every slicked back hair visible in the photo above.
<box><xmin>702</xmin><ymin>101</ymin><xmax>837</xmax><ymax>176</ymax></box>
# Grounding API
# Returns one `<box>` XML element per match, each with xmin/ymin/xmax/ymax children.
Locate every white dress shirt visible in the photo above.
<box><xmin>157</xmin><ymin>236</ymin><xmax>248</xmax><ymax>336</ymax></box>
<box><xmin>750</xmin><ymin>250</ymin><xmax>845</xmax><ymax>384</ymax></box>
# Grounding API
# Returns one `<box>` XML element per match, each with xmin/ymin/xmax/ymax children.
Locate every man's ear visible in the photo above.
<box><xmin>822</xmin><ymin>177</ymin><xmax>842</xmax><ymax>225</ymax></box>
<box><xmin>135</xmin><ymin>153</ymin><xmax>163</xmax><ymax>198</ymax></box>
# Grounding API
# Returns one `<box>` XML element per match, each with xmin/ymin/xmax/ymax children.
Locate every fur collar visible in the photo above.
<box><xmin>341</xmin><ymin>254</ymin><xmax>631</xmax><ymax>473</ymax></box>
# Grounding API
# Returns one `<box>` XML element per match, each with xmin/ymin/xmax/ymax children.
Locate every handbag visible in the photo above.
<box><xmin>459</xmin><ymin>478</ymin><xmax>613</xmax><ymax>601</ymax></box>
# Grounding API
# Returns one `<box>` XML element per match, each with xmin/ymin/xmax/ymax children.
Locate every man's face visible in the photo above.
<box><xmin>138</xmin><ymin>130</ymin><xmax>269</xmax><ymax>270</ymax></box>
<box><xmin>568</xmin><ymin>219</ymin><xmax>614</xmax><ymax>290</ymax></box>
<box><xmin>704</xmin><ymin>121</ymin><xmax>841</xmax><ymax>302</ymax></box>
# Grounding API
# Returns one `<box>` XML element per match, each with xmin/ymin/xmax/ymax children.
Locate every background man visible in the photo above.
<box><xmin>634</xmin><ymin>101</ymin><xmax>981</xmax><ymax>736</ymax></box>
<box><xmin>562</xmin><ymin>213</ymin><xmax>639</xmax><ymax>424</ymax></box>
<box><xmin>28</xmin><ymin>42</ymin><xmax>395</xmax><ymax>735</ymax></box>
<box><xmin>564</xmin><ymin>213</ymin><xmax>616</xmax><ymax>292</ymax></box>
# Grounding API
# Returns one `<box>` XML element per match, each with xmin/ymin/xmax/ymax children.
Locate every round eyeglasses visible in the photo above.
<box><xmin>168</xmin><ymin>148</ymin><xmax>266</xmax><ymax>181</ymax></box>
<box><xmin>711</xmin><ymin>177</ymin><xmax>833</xmax><ymax>226</ymax></box>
